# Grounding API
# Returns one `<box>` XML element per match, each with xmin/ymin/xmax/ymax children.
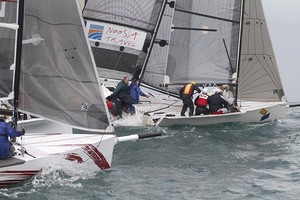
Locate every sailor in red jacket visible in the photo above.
<box><xmin>194</xmin><ymin>88</ymin><xmax>209</xmax><ymax>115</ymax></box>
<box><xmin>179</xmin><ymin>81</ymin><xmax>201</xmax><ymax>116</ymax></box>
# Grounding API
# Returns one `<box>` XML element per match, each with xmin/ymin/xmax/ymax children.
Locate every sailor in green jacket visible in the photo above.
<box><xmin>113</xmin><ymin>76</ymin><xmax>134</xmax><ymax>113</ymax></box>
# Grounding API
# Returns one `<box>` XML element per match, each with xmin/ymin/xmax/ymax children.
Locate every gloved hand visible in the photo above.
<box><xmin>21</xmin><ymin>128</ymin><xmax>25</xmax><ymax>135</ymax></box>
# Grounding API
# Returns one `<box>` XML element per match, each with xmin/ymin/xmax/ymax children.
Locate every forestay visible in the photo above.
<box><xmin>0</xmin><ymin>1</ymin><xmax>16</xmax><ymax>98</ymax></box>
<box><xmin>82</xmin><ymin>0</ymin><xmax>164</xmax><ymax>80</ymax></box>
<box><xmin>237</xmin><ymin>0</ymin><xmax>284</xmax><ymax>102</ymax></box>
<box><xmin>19</xmin><ymin>0</ymin><xmax>111</xmax><ymax>132</ymax></box>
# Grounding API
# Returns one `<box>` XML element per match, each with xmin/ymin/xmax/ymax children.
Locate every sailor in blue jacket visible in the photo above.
<box><xmin>129</xmin><ymin>79</ymin><xmax>149</xmax><ymax>104</ymax></box>
<box><xmin>0</xmin><ymin>117</ymin><xmax>25</xmax><ymax>160</ymax></box>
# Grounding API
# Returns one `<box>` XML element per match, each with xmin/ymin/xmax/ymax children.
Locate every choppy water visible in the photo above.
<box><xmin>1</xmin><ymin>107</ymin><xmax>300</xmax><ymax>200</ymax></box>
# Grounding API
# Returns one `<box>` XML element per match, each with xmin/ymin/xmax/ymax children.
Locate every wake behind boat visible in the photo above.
<box><xmin>0</xmin><ymin>0</ymin><xmax>161</xmax><ymax>188</ymax></box>
<box><xmin>0</xmin><ymin>122</ymin><xmax>161</xmax><ymax>187</ymax></box>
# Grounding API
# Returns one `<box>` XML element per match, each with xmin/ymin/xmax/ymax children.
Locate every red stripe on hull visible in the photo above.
<box><xmin>83</xmin><ymin>144</ymin><xmax>110</xmax><ymax>170</ymax></box>
<box><xmin>0</xmin><ymin>170</ymin><xmax>40</xmax><ymax>188</ymax></box>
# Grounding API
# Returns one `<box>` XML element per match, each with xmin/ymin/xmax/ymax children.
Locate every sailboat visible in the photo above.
<box><xmin>0</xmin><ymin>0</ymin><xmax>160</xmax><ymax>188</ymax></box>
<box><xmin>82</xmin><ymin>0</ymin><xmax>286</xmax><ymax>127</ymax></box>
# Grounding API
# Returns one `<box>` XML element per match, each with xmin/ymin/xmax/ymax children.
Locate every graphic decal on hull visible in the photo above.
<box><xmin>259</xmin><ymin>108</ymin><xmax>270</xmax><ymax>121</ymax></box>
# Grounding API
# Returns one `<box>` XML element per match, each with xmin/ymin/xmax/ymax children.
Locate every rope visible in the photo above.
<box><xmin>144</xmin><ymin>99</ymin><xmax>181</xmax><ymax>115</ymax></box>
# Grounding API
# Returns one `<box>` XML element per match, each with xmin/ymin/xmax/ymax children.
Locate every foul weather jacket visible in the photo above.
<box><xmin>179</xmin><ymin>84</ymin><xmax>201</xmax><ymax>98</ymax></box>
<box><xmin>207</xmin><ymin>93</ymin><xmax>229</xmax><ymax>113</ymax></box>
<box><xmin>130</xmin><ymin>82</ymin><xmax>146</xmax><ymax>103</ymax></box>
<box><xmin>113</xmin><ymin>80</ymin><xmax>130</xmax><ymax>99</ymax></box>
<box><xmin>0</xmin><ymin>120</ymin><xmax>23</xmax><ymax>159</ymax></box>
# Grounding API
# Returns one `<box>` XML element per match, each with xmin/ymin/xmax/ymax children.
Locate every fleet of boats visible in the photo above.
<box><xmin>0</xmin><ymin>0</ymin><xmax>287</xmax><ymax>187</ymax></box>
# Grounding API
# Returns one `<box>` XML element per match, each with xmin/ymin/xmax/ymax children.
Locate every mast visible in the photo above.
<box><xmin>13</xmin><ymin>0</ymin><xmax>24</xmax><ymax>127</ymax></box>
<box><xmin>138</xmin><ymin>0</ymin><xmax>169</xmax><ymax>86</ymax></box>
<box><xmin>234</xmin><ymin>0</ymin><xmax>245</xmax><ymax>105</ymax></box>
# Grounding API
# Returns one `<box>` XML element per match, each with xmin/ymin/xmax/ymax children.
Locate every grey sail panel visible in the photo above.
<box><xmin>238</xmin><ymin>0</ymin><xmax>284</xmax><ymax>102</ymax></box>
<box><xmin>83</xmin><ymin>0</ymin><xmax>163</xmax><ymax>32</ymax></box>
<box><xmin>83</xmin><ymin>0</ymin><xmax>164</xmax><ymax>80</ymax></box>
<box><xmin>166</xmin><ymin>0</ymin><xmax>241</xmax><ymax>84</ymax></box>
<box><xmin>143</xmin><ymin>2</ymin><xmax>175</xmax><ymax>88</ymax></box>
<box><xmin>0</xmin><ymin>1</ymin><xmax>16</xmax><ymax>98</ymax></box>
<box><xmin>19</xmin><ymin>0</ymin><xmax>110</xmax><ymax>131</ymax></box>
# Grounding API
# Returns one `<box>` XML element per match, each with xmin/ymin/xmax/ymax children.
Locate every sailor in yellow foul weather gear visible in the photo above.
<box><xmin>179</xmin><ymin>81</ymin><xmax>201</xmax><ymax>116</ymax></box>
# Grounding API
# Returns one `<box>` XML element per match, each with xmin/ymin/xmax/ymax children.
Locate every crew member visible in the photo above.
<box><xmin>194</xmin><ymin>88</ymin><xmax>209</xmax><ymax>115</ymax></box>
<box><xmin>207</xmin><ymin>89</ymin><xmax>229</xmax><ymax>114</ymax></box>
<box><xmin>0</xmin><ymin>116</ymin><xmax>25</xmax><ymax>160</ymax></box>
<box><xmin>179</xmin><ymin>81</ymin><xmax>201</xmax><ymax>116</ymax></box>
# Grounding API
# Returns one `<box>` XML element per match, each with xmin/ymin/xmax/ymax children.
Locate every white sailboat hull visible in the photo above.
<box><xmin>144</xmin><ymin>101</ymin><xmax>286</xmax><ymax>127</ymax></box>
<box><xmin>100</xmin><ymin>78</ymin><xmax>287</xmax><ymax>127</ymax></box>
<box><xmin>0</xmin><ymin>133</ymin><xmax>116</xmax><ymax>187</ymax></box>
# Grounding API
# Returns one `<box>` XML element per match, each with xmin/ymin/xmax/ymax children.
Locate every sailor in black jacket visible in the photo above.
<box><xmin>207</xmin><ymin>89</ymin><xmax>229</xmax><ymax>114</ymax></box>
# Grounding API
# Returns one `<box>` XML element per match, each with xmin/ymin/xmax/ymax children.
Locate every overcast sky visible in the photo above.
<box><xmin>262</xmin><ymin>0</ymin><xmax>300</xmax><ymax>102</ymax></box>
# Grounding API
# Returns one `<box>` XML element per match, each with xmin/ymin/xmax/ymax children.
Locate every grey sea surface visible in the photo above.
<box><xmin>1</xmin><ymin>107</ymin><xmax>300</xmax><ymax>200</ymax></box>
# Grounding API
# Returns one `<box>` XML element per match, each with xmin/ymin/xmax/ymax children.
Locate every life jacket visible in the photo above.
<box><xmin>182</xmin><ymin>84</ymin><xmax>194</xmax><ymax>96</ymax></box>
<box><xmin>195</xmin><ymin>95</ymin><xmax>208</xmax><ymax>107</ymax></box>
<box><xmin>106</xmin><ymin>101</ymin><xmax>113</xmax><ymax>110</ymax></box>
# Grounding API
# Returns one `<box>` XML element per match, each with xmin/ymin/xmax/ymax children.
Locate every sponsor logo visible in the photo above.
<box><xmin>259</xmin><ymin>108</ymin><xmax>270</xmax><ymax>121</ymax></box>
<box><xmin>88</xmin><ymin>24</ymin><xmax>104</xmax><ymax>41</ymax></box>
<box><xmin>86</xmin><ymin>21</ymin><xmax>147</xmax><ymax>50</ymax></box>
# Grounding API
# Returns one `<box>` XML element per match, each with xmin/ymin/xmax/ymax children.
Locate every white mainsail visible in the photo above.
<box><xmin>19</xmin><ymin>0</ymin><xmax>112</xmax><ymax>132</ymax></box>
<box><xmin>237</xmin><ymin>0</ymin><xmax>284</xmax><ymax>102</ymax></box>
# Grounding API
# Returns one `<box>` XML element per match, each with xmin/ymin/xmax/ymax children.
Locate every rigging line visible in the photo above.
<box><xmin>113</xmin><ymin>51</ymin><xmax>124</xmax><ymax>71</ymax></box>
<box><xmin>144</xmin><ymin>99</ymin><xmax>181</xmax><ymax>115</ymax></box>
<box><xmin>234</xmin><ymin>0</ymin><xmax>245</xmax><ymax>104</ymax></box>
<box><xmin>222</xmin><ymin>39</ymin><xmax>234</xmax><ymax>73</ymax></box>
<box><xmin>25</xmin><ymin>14</ymin><xmax>81</xmax><ymax>27</ymax></box>
<box><xmin>171</xmin><ymin>27</ymin><xmax>217</xmax><ymax>31</ymax></box>
<box><xmin>138</xmin><ymin>0</ymin><xmax>168</xmax><ymax>86</ymax></box>
<box><xmin>111</xmin><ymin>139</ymin><xmax>132</xmax><ymax>162</ymax></box>
<box><xmin>175</xmin><ymin>8</ymin><xmax>240</xmax><ymax>24</ymax></box>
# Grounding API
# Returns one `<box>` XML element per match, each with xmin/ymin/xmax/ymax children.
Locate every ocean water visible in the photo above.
<box><xmin>1</xmin><ymin>107</ymin><xmax>300</xmax><ymax>200</ymax></box>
